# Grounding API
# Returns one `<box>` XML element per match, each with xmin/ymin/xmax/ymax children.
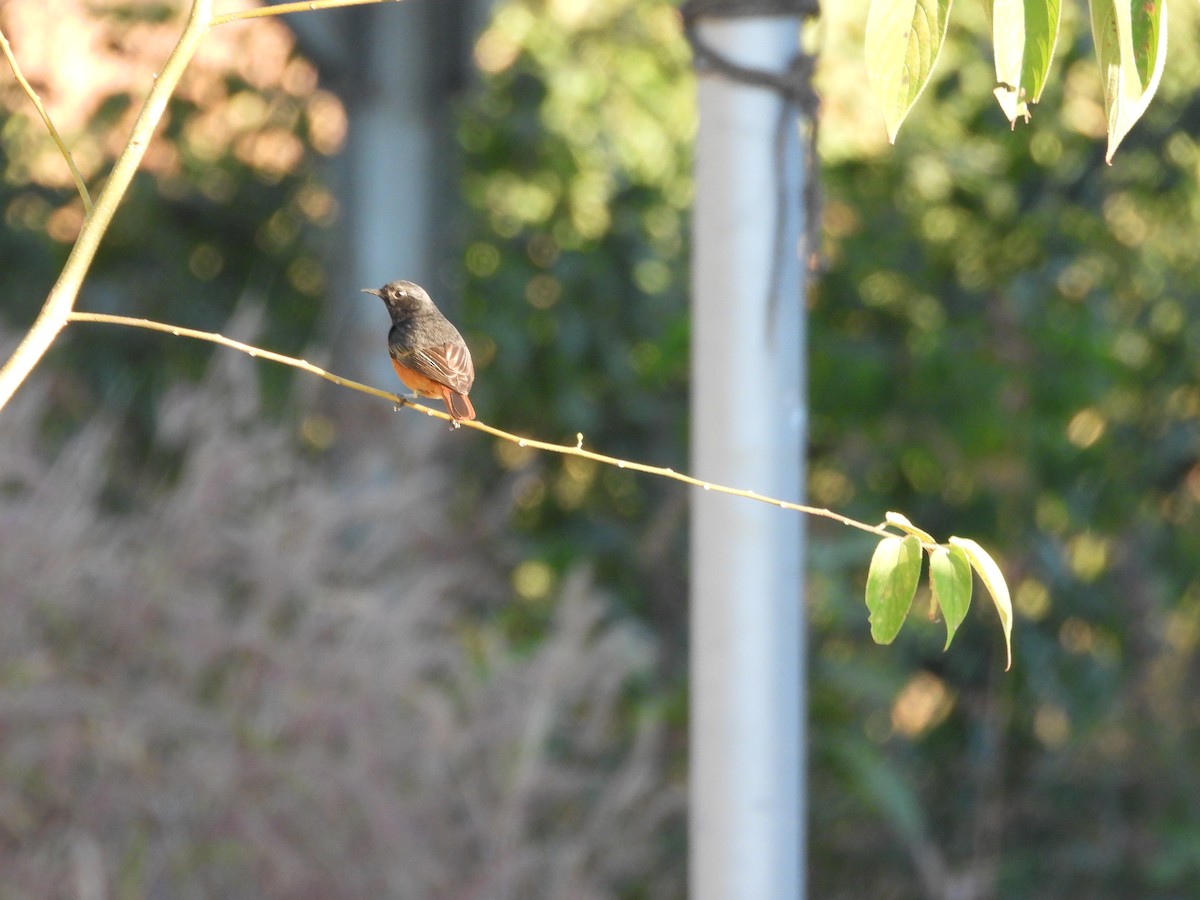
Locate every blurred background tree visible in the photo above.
<box><xmin>0</xmin><ymin>0</ymin><xmax>342</xmax><ymax>466</ymax></box>
<box><xmin>5</xmin><ymin>0</ymin><xmax>1200</xmax><ymax>896</ymax></box>
<box><xmin>809</xmin><ymin>1</ymin><xmax>1200</xmax><ymax>896</ymax></box>
<box><xmin>0</xmin><ymin>0</ymin><xmax>688</xmax><ymax>894</ymax></box>
<box><xmin>455</xmin><ymin>0</ymin><xmax>692</xmax><ymax>648</ymax></box>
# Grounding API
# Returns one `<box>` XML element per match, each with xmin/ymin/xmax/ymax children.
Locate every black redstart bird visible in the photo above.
<box><xmin>363</xmin><ymin>280</ymin><xmax>476</xmax><ymax>421</ymax></box>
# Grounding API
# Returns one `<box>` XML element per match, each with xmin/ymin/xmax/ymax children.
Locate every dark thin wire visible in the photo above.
<box><xmin>682</xmin><ymin>0</ymin><xmax>818</xmax><ymax>106</ymax></box>
<box><xmin>681</xmin><ymin>0</ymin><xmax>821</xmax><ymax>332</ymax></box>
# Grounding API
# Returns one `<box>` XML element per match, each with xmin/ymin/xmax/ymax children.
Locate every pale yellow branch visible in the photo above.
<box><xmin>0</xmin><ymin>0</ymin><xmax>213</xmax><ymax>413</ymax></box>
<box><xmin>67</xmin><ymin>311</ymin><xmax>407</xmax><ymax>406</ymax></box>
<box><xmin>0</xmin><ymin>25</ymin><xmax>93</xmax><ymax>212</ymax></box>
<box><xmin>211</xmin><ymin>0</ymin><xmax>395</xmax><ymax>27</ymax></box>
<box><xmin>66</xmin><ymin>310</ymin><xmax>899</xmax><ymax>542</ymax></box>
<box><xmin>464</xmin><ymin>420</ymin><xmax>896</xmax><ymax>540</ymax></box>
<box><xmin>0</xmin><ymin>0</ymin><xmax>412</xmax><ymax>413</ymax></box>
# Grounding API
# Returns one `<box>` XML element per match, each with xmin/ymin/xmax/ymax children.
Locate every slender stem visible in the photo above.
<box><xmin>67</xmin><ymin>311</ymin><xmax>900</xmax><ymax>541</ymax></box>
<box><xmin>211</xmin><ymin>0</ymin><xmax>392</xmax><ymax>27</ymax></box>
<box><xmin>0</xmin><ymin>0</ymin><xmax>213</xmax><ymax>412</ymax></box>
<box><xmin>67</xmin><ymin>311</ymin><xmax>405</xmax><ymax>405</ymax></box>
<box><xmin>0</xmin><ymin>25</ymin><xmax>92</xmax><ymax>212</ymax></box>
<box><xmin>465</xmin><ymin>419</ymin><xmax>895</xmax><ymax>540</ymax></box>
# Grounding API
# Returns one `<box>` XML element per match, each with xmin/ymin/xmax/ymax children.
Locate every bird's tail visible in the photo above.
<box><xmin>445</xmin><ymin>389</ymin><xmax>476</xmax><ymax>421</ymax></box>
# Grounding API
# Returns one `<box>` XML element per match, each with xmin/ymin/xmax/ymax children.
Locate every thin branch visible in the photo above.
<box><xmin>67</xmin><ymin>311</ymin><xmax>406</xmax><ymax>406</ymax></box>
<box><xmin>0</xmin><ymin>0</ymin><xmax>213</xmax><ymax>413</ymax></box>
<box><xmin>0</xmin><ymin>25</ymin><xmax>93</xmax><ymax>212</ymax></box>
<box><xmin>467</xmin><ymin>420</ymin><xmax>896</xmax><ymax>541</ymax></box>
<box><xmin>66</xmin><ymin>311</ymin><xmax>899</xmax><ymax>541</ymax></box>
<box><xmin>211</xmin><ymin>0</ymin><xmax>395</xmax><ymax>27</ymax></box>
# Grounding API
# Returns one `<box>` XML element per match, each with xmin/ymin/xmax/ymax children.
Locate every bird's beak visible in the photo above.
<box><xmin>361</xmin><ymin>288</ymin><xmax>380</xmax><ymax>296</ymax></box>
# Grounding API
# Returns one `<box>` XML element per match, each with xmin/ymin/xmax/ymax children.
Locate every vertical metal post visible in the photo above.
<box><xmin>690</xmin><ymin>15</ymin><xmax>808</xmax><ymax>900</ymax></box>
<box><xmin>332</xmin><ymin>2</ymin><xmax>438</xmax><ymax>386</ymax></box>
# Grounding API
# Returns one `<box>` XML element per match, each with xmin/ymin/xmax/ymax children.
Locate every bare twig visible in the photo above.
<box><xmin>0</xmin><ymin>0</ymin><xmax>214</xmax><ymax>412</ymax></box>
<box><xmin>67</xmin><ymin>311</ymin><xmax>405</xmax><ymax>405</ymax></box>
<box><xmin>0</xmin><ymin>0</ymin><xmax>413</xmax><ymax>412</ymax></box>
<box><xmin>66</xmin><ymin>311</ymin><xmax>899</xmax><ymax>541</ymax></box>
<box><xmin>0</xmin><ymin>25</ymin><xmax>93</xmax><ymax>212</ymax></box>
<box><xmin>211</xmin><ymin>0</ymin><xmax>394</xmax><ymax>27</ymax></box>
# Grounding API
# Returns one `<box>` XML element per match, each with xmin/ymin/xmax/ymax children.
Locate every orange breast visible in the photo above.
<box><xmin>391</xmin><ymin>358</ymin><xmax>445</xmax><ymax>399</ymax></box>
<box><xmin>392</xmin><ymin>358</ymin><xmax>476</xmax><ymax>421</ymax></box>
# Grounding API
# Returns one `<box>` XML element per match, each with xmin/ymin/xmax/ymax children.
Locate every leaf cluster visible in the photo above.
<box><xmin>866</xmin><ymin>513</ymin><xmax>1012</xmax><ymax>668</ymax></box>
<box><xmin>811</xmin><ymin>3</ymin><xmax>1200</xmax><ymax>894</ymax></box>
<box><xmin>866</xmin><ymin>0</ymin><xmax>1166</xmax><ymax>160</ymax></box>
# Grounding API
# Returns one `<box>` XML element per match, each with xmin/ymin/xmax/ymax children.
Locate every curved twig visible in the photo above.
<box><xmin>0</xmin><ymin>0</ymin><xmax>214</xmax><ymax>411</ymax></box>
<box><xmin>0</xmin><ymin>25</ymin><xmax>93</xmax><ymax>212</ymax></box>
<box><xmin>67</xmin><ymin>310</ymin><xmax>899</xmax><ymax>541</ymax></box>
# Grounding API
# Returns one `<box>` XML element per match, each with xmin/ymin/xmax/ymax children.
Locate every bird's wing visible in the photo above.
<box><xmin>397</xmin><ymin>341</ymin><xmax>475</xmax><ymax>395</ymax></box>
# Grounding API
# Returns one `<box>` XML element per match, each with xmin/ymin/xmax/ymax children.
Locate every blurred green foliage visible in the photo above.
<box><xmin>5</xmin><ymin>0</ymin><xmax>1200</xmax><ymax>894</ymax></box>
<box><xmin>455</xmin><ymin>0</ymin><xmax>693</xmax><ymax>641</ymax></box>
<box><xmin>463</xmin><ymin>0</ymin><xmax>1200</xmax><ymax>895</ymax></box>
<box><xmin>809</xmin><ymin>2</ymin><xmax>1200</xmax><ymax>896</ymax></box>
<box><xmin>0</xmin><ymin>13</ymin><xmax>336</xmax><ymax>443</ymax></box>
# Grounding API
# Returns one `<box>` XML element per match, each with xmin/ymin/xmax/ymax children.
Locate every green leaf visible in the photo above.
<box><xmin>865</xmin><ymin>0</ymin><xmax>955</xmax><ymax>143</ymax></box>
<box><xmin>991</xmin><ymin>0</ymin><xmax>1062</xmax><ymax>125</ymax></box>
<box><xmin>1130</xmin><ymin>0</ymin><xmax>1165</xmax><ymax>87</ymax></box>
<box><xmin>884</xmin><ymin>510</ymin><xmax>936</xmax><ymax>545</ymax></box>
<box><xmin>1088</xmin><ymin>0</ymin><xmax>1168</xmax><ymax>162</ymax></box>
<box><xmin>865</xmin><ymin>534</ymin><xmax>922</xmax><ymax>644</ymax></box>
<box><xmin>929</xmin><ymin>545</ymin><xmax>972</xmax><ymax>650</ymax></box>
<box><xmin>949</xmin><ymin>536</ymin><xmax>1013</xmax><ymax>669</ymax></box>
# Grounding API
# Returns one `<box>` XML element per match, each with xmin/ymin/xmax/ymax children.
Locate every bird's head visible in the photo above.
<box><xmin>362</xmin><ymin>280</ymin><xmax>430</xmax><ymax>317</ymax></box>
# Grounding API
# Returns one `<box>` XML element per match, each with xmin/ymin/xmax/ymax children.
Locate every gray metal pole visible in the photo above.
<box><xmin>324</xmin><ymin>2</ymin><xmax>439</xmax><ymax>387</ymax></box>
<box><xmin>690</xmin><ymin>15</ymin><xmax>808</xmax><ymax>900</ymax></box>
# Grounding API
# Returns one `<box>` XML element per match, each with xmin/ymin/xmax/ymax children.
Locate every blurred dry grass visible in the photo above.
<box><xmin>0</xmin><ymin>346</ymin><xmax>682</xmax><ymax>899</ymax></box>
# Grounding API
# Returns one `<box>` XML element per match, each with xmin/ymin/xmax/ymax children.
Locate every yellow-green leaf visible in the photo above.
<box><xmin>929</xmin><ymin>545</ymin><xmax>972</xmax><ymax>650</ymax></box>
<box><xmin>1131</xmin><ymin>0</ymin><xmax>1166</xmax><ymax>86</ymax></box>
<box><xmin>866</xmin><ymin>0</ymin><xmax>955</xmax><ymax>143</ymax></box>
<box><xmin>991</xmin><ymin>0</ymin><xmax>1062</xmax><ymax>125</ymax></box>
<box><xmin>866</xmin><ymin>534</ymin><xmax>923</xmax><ymax>644</ymax></box>
<box><xmin>885</xmin><ymin>510</ymin><xmax>936</xmax><ymax>545</ymax></box>
<box><xmin>1088</xmin><ymin>0</ymin><xmax>1168</xmax><ymax>162</ymax></box>
<box><xmin>949</xmin><ymin>536</ymin><xmax>1013</xmax><ymax>669</ymax></box>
